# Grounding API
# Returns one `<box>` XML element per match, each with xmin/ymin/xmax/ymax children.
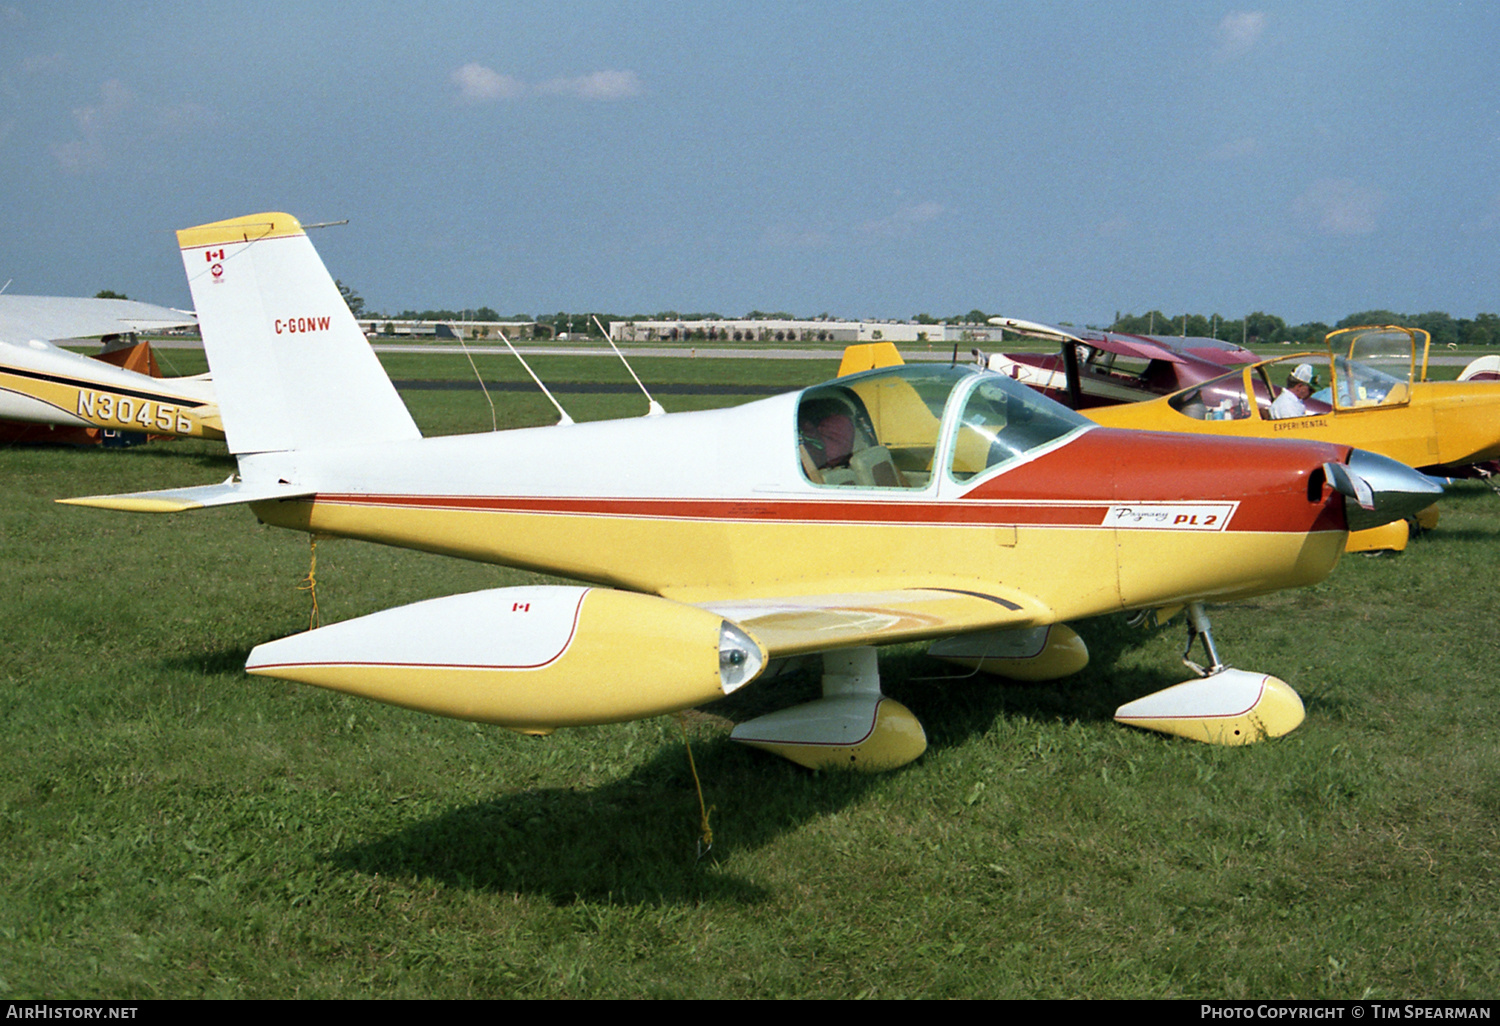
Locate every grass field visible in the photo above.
<box><xmin>1</xmin><ymin>352</ymin><xmax>1497</xmax><ymax>999</ymax></box>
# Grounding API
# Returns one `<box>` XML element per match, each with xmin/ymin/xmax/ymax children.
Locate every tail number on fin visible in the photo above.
<box><xmin>274</xmin><ymin>316</ymin><xmax>332</xmax><ymax>335</ymax></box>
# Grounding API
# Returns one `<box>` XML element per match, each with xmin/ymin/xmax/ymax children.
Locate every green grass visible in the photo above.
<box><xmin>1</xmin><ymin>357</ymin><xmax>1497</xmax><ymax>998</ymax></box>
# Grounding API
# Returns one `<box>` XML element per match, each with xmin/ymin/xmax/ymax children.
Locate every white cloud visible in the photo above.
<box><xmin>538</xmin><ymin>70</ymin><xmax>643</xmax><ymax>101</ymax></box>
<box><xmin>858</xmin><ymin>201</ymin><xmax>946</xmax><ymax>238</ymax></box>
<box><xmin>1293</xmin><ymin>178</ymin><xmax>1387</xmax><ymax>236</ymax></box>
<box><xmin>452</xmin><ymin>65</ymin><xmax>642</xmax><ymax>104</ymax></box>
<box><xmin>1215</xmin><ymin>12</ymin><xmax>1266</xmax><ymax>57</ymax></box>
<box><xmin>47</xmin><ymin>78</ymin><xmax>216</xmax><ymax>172</ymax></box>
<box><xmin>452</xmin><ymin>63</ymin><xmax>526</xmax><ymax>102</ymax></box>
<box><xmin>50</xmin><ymin>78</ymin><xmax>134</xmax><ymax>172</ymax></box>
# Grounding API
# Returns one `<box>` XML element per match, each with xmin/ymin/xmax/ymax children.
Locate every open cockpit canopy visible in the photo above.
<box><xmin>1168</xmin><ymin>346</ymin><xmax>1417</xmax><ymax>423</ymax></box>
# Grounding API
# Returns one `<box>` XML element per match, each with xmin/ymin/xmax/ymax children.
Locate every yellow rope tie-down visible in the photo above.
<box><xmin>675</xmin><ymin>713</ymin><xmax>715</xmax><ymax>859</ymax></box>
<box><xmin>297</xmin><ymin>535</ymin><xmax>320</xmax><ymax>630</ymax></box>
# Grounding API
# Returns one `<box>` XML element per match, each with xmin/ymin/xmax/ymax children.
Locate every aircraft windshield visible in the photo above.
<box><xmin>1334</xmin><ymin>327</ymin><xmax>1415</xmax><ymax>377</ymax></box>
<box><xmin>1324</xmin><ymin>355</ymin><xmax>1410</xmax><ymax>409</ymax></box>
<box><xmin>1325</xmin><ymin>325</ymin><xmax>1421</xmax><ymax>403</ymax></box>
<box><xmin>797</xmin><ymin>365</ymin><xmax>1091</xmax><ymax>489</ymax></box>
<box><xmin>948</xmin><ymin>374</ymin><xmax>1093</xmax><ymax>480</ymax></box>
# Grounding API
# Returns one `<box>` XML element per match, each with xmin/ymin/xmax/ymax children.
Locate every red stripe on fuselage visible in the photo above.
<box><xmin>310</xmin><ymin>492</ymin><xmax>1116</xmax><ymax>528</ymax></box>
<box><xmin>307</xmin><ymin>429</ymin><xmax>1348</xmax><ymax>535</ymax></box>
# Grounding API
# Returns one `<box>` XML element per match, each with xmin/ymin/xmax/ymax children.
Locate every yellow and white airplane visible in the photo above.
<box><xmin>61</xmin><ymin>213</ymin><xmax>1441</xmax><ymax>767</ymax></box>
<box><xmin>0</xmin><ymin>294</ymin><xmax>223</xmax><ymax>444</ymax></box>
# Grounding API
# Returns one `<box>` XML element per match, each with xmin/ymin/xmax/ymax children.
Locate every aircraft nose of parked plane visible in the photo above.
<box><xmin>1326</xmin><ymin>449</ymin><xmax>1446</xmax><ymax>532</ymax></box>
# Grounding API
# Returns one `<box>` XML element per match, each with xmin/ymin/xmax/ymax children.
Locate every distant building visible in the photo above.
<box><xmin>607</xmin><ymin>318</ymin><xmax>961</xmax><ymax>344</ymax></box>
<box><xmin>359</xmin><ymin>319</ymin><xmax>536</xmax><ymax>340</ymax></box>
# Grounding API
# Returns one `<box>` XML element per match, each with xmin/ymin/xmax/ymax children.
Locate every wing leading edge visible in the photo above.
<box><xmin>700</xmin><ymin>585</ymin><xmax>1048</xmax><ymax>657</ymax></box>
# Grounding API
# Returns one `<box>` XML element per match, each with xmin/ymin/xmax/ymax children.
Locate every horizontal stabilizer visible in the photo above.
<box><xmin>57</xmin><ymin>479</ymin><xmax>315</xmax><ymax>513</ymax></box>
<box><xmin>700</xmin><ymin>586</ymin><xmax>1046</xmax><ymax>657</ymax></box>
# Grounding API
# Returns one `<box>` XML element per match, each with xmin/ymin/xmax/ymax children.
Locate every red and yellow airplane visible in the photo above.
<box><xmin>0</xmin><ymin>295</ymin><xmax>223</xmax><ymax>444</ymax></box>
<box><xmin>1080</xmin><ymin>326</ymin><xmax>1500</xmax><ymax>550</ymax></box>
<box><xmin>61</xmin><ymin>213</ymin><xmax>1440</xmax><ymax>767</ymax></box>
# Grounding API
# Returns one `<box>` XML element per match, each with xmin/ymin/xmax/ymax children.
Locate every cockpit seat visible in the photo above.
<box><xmin>849</xmin><ymin>445</ymin><xmax>907</xmax><ymax>488</ymax></box>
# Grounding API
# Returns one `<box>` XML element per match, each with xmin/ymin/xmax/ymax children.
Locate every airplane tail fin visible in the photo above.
<box><xmin>177</xmin><ymin>213</ymin><xmax>420</xmax><ymax>455</ymax></box>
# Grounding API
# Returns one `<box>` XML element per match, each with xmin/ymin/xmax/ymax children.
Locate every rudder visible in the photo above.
<box><xmin>177</xmin><ymin>212</ymin><xmax>420</xmax><ymax>455</ymax></box>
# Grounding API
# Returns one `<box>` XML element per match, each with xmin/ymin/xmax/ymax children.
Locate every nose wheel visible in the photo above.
<box><xmin>1116</xmin><ymin>602</ymin><xmax>1305</xmax><ymax>745</ymax></box>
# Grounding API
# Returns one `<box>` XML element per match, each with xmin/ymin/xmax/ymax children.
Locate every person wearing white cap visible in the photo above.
<box><xmin>1270</xmin><ymin>363</ymin><xmax>1317</xmax><ymax>419</ymax></box>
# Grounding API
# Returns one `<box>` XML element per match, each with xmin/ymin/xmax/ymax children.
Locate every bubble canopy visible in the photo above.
<box><xmin>795</xmin><ymin>364</ymin><xmax>1093</xmax><ymax>490</ymax></box>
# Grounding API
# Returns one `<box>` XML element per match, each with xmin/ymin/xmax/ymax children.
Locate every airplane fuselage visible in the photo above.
<box><xmin>1088</xmin><ymin>378</ymin><xmax>1500</xmax><ymax>473</ymax></box>
<box><xmin>0</xmin><ymin>338</ymin><xmax>222</xmax><ymax>439</ymax></box>
<box><xmin>242</xmin><ymin>391</ymin><xmax>1349</xmax><ymax>623</ymax></box>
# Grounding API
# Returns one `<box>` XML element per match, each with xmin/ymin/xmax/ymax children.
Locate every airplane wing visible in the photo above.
<box><xmin>698</xmin><ymin>585</ymin><xmax>1048</xmax><ymax>657</ymax></box>
<box><xmin>987</xmin><ymin>317</ymin><xmax>1257</xmax><ymax>368</ymax></box>
<box><xmin>1077</xmin><ymin>332</ymin><xmax>1187</xmax><ymax>364</ymax></box>
<box><xmin>987</xmin><ymin>317</ymin><xmax>1192</xmax><ymax>364</ymax></box>
<box><xmin>0</xmin><ymin>296</ymin><xmax>195</xmax><ymax>345</ymax></box>
<box><xmin>1139</xmin><ymin>334</ymin><xmax>1258</xmax><ymax>366</ymax></box>
<box><xmin>229</xmin><ymin>581</ymin><xmax>1053</xmax><ymax>741</ymax></box>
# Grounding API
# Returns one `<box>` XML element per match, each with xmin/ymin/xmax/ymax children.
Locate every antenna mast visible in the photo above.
<box><xmin>498</xmin><ymin>326</ymin><xmax>574</xmax><ymax>426</ymax></box>
<box><xmin>593</xmin><ymin>314</ymin><xmax>664</xmax><ymax>415</ymax></box>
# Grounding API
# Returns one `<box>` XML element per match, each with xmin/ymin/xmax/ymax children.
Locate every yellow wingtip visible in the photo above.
<box><xmin>176</xmin><ymin>212</ymin><xmax>305</xmax><ymax>250</ymax></box>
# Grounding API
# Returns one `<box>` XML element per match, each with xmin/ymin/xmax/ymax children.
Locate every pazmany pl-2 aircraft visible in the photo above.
<box><xmin>0</xmin><ymin>294</ymin><xmax>223</xmax><ymax>444</ymax></box>
<box><xmin>983</xmin><ymin>317</ymin><xmax>1257</xmax><ymax>410</ymax></box>
<box><xmin>62</xmin><ymin>213</ymin><xmax>1440</xmax><ymax>768</ymax></box>
<box><xmin>1082</xmin><ymin>325</ymin><xmax>1500</xmax><ymax>551</ymax></box>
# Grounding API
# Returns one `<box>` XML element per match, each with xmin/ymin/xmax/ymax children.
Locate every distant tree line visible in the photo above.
<box><xmin>1109</xmin><ymin>309</ymin><xmax>1500</xmax><ymax>348</ymax></box>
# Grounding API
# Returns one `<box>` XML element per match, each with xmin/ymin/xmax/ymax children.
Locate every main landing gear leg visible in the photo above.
<box><xmin>730</xmin><ymin>647</ymin><xmax>928</xmax><ymax>771</ymax></box>
<box><xmin>1115</xmin><ymin>602</ymin><xmax>1306</xmax><ymax>745</ymax></box>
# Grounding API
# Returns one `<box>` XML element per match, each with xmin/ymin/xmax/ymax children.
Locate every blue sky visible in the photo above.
<box><xmin>2</xmin><ymin>2</ymin><xmax>1496</xmax><ymax>326</ymax></box>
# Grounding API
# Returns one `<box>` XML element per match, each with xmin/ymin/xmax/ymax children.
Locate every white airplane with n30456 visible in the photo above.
<box><xmin>61</xmin><ymin>213</ymin><xmax>1441</xmax><ymax>768</ymax></box>
<box><xmin>0</xmin><ymin>294</ymin><xmax>221</xmax><ymax>445</ymax></box>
